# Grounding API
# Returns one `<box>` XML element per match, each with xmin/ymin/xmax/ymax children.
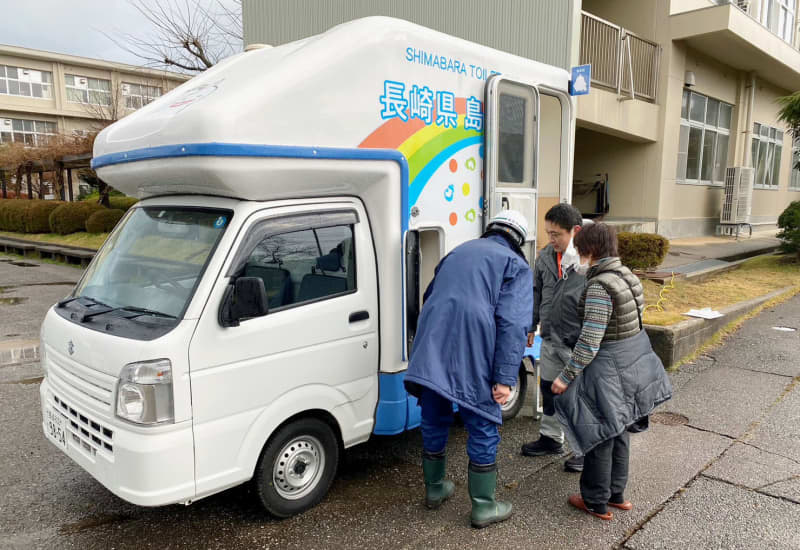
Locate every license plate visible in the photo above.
<box><xmin>45</xmin><ymin>406</ymin><xmax>68</xmax><ymax>450</ymax></box>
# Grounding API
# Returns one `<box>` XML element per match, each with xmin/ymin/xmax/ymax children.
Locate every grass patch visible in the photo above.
<box><xmin>0</xmin><ymin>230</ymin><xmax>108</xmax><ymax>250</ymax></box>
<box><xmin>643</xmin><ymin>254</ymin><xmax>800</xmax><ymax>326</ymax></box>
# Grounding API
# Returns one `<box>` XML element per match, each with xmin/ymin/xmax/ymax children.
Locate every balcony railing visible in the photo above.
<box><xmin>719</xmin><ymin>0</ymin><xmax>797</xmax><ymax>46</ymax></box>
<box><xmin>580</xmin><ymin>11</ymin><xmax>661</xmax><ymax>102</ymax></box>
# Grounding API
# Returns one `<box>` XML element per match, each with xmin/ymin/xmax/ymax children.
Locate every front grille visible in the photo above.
<box><xmin>47</xmin><ymin>351</ymin><xmax>115</xmax><ymax>411</ymax></box>
<box><xmin>53</xmin><ymin>393</ymin><xmax>114</xmax><ymax>460</ymax></box>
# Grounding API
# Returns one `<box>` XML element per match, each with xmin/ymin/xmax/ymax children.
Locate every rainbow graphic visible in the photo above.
<box><xmin>359</xmin><ymin>98</ymin><xmax>483</xmax><ymax>212</ymax></box>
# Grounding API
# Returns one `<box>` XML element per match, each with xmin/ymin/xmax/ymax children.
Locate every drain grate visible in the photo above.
<box><xmin>650</xmin><ymin>412</ymin><xmax>689</xmax><ymax>426</ymax></box>
<box><xmin>9</xmin><ymin>261</ymin><xmax>38</xmax><ymax>267</ymax></box>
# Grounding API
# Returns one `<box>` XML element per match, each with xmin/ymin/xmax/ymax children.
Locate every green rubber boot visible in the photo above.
<box><xmin>422</xmin><ymin>452</ymin><xmax>455</xmax><ymax>509</ymax></box>
<box><xmin>468</xmin><ymin>462</ymin><xmax>513</xmax><ymax>528</ymax></box>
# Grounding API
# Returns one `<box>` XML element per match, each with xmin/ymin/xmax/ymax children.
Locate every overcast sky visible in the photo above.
<box><xmin>0</xmin><ymin>0</ymin><xmax>241</xmax><ymax>67</ymax></box>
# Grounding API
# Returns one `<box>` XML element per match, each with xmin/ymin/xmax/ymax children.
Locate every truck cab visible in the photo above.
<box><xmin>40</xmin><ymin>16</ymin><xmax>574</xmax><ymax>517</ymax></box>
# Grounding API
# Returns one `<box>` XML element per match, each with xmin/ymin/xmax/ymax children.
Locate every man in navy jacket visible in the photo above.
<box><xmin>404</xmin><ymin>210</ymin><xmax>533</xmax><ymax>529</ymax></box>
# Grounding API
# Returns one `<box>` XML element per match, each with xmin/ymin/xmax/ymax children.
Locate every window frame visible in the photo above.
<box><xmin>790</xmin><ymin>139</ymin><xmax>800</xmax><ymax>191</ymax></box>
<box><xmin>0</xmin><ymin>117</ymin><xmax>57</xmax><ymax>146</ymax></box>
<box><xmin>65</xmin><ymin>73</ymin><xmax>112</xmax><ymax>106</ymax></box>
<box><xmin>122</xmin><ymin>82</ymin><xmax>162</xmax><ymax>110</ymax></box>
<box><xmin>230</xmin><ymin>210</ymin><xmax>360</xmax><ymax>315</ymax></box>
<box><xmin>677</xmin><ymin>89</ymin><xmax>733</xmax><ymax>187</ymax></box>
<box><xmin>0</xmin><ymin>65</ymin><xmax>53</xmax><ymax>100</ymax></box>
<box><xmin>751</xmin><ymin>122</ymin><xmax>784</xmax><ymax>190</ymax></box>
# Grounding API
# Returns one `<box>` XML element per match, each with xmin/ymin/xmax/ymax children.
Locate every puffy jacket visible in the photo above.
<box><xmin>554</xmin><ymin>326</ymin><xmax>672</xmax><ymax>455</ymax></box>
<box><xmin>533</xmin><ymin>244</ymin><xmax>585</xmax><ymax>347</ymax></box>
<box><xmin>405</xmin><ymin>234</ymin><xmax>533</xmax><ymax>424</ymax></box>
<box><xmin>578</xmin><ymin>257</ymin><xmax>645</xmax><ymax>342</ymax></box>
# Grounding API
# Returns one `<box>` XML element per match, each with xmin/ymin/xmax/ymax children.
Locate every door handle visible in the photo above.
<box><xmin>349</xmin><ymin>310</ymin><xmax>369</xmax><ymax>323</ymax></box>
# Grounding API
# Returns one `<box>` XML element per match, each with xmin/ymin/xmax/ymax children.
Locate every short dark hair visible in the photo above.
<box><xmin>544</xmin><ymin>203</ymin><xmax>583</xmax><ymax>232</ymax></box>
<box><xmin>574</xmin><ymin>222</ymin><xmax>619</xmax><ymax>259</ymax></box>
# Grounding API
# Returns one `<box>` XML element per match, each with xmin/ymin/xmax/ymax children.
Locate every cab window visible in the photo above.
<box><xmin>240</xmin><ymin>218</ymin><xmax>356</xmax><ymax>310</ymax></box>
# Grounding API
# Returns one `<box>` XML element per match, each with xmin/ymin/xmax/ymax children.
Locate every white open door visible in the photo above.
<box><xmin>484</xmin><ymin>75</ymin><xmax>540</xmax><ymax>263</ymax></box>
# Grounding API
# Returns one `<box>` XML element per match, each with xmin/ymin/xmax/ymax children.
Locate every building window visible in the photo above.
<box><xmin>752</xmin><ymin>123</ymin><xmax>783</xmax><ymax>189</ymax></box>
<box><xmin>0</xmin><ymin>65</ymin><xmax>53</xmax><ymax>99</ymax></box>
<box><xmin>122</xmin><ymin>82</ymin><xmax>161</xmax><ymax>109</ymax></box>
<box><xmin>677</xmin><ymin>90</ymin><xmax>733</xmax><ymax>185</ymax></box>
<box><xmin>759</xmin><ymin>0</ymin><xmax>795</xmax><ymax>44</ymax></box>
<box><xmin>789</xmin><ymin>141</ymin><xmax>800</xmax><ymax>191</ymax></box>
<box><xmin>65</xmin><ymin>74</ymin><xmax>111</xmax><ymax>106</ymax></box>
<box><xmin>0</xmin><ymin>117</ymin><xmax>57</xmax><ymax>146</ymax></box>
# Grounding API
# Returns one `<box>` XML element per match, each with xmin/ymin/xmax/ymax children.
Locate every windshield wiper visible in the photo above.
<box><xmin>118</xmin><ymin>306</ymin><xmax>178</xmax><ymax>319</ymax></box>
<box><xmin>79</xmin><ymin>305</ymin><xmax>177</xmax><ymax>323</ymax></box>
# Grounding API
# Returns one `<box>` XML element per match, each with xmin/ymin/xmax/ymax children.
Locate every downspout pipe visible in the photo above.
<box><xmin>742</xmin><ymin>72</ymin><xmax>756</xmax><ymax>167</ymax></box>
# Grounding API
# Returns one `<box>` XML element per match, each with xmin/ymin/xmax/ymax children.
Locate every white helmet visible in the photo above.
<box><xmin>488</xmin><ymin>209</ymin><xmax>528</xmax><ymax>245</ymax></box>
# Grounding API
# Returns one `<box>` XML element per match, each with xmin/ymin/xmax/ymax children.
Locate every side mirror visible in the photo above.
<box><xmin>219</xmin><ymin>277</ymin><xmax>269</xmax><ymax>327</ymax></box>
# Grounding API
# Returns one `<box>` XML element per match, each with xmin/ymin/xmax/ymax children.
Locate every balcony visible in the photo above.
<box><xmin>671</xmin><ymin>2</ymin><xmax>800</xmax><ymax>90</ymax></box>
<box><xmin>577</xmin><ymin>11</ymin><xmax>661</xmax><ymax>142</ymax></box>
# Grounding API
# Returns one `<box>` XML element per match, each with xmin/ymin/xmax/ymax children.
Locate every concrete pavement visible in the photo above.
<box><xmin>1</xmin><ymin>253</ymin><xmax>798</xmax><ymax>549</ymax></box>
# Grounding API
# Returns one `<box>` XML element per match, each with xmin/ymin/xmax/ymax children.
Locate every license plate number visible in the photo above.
<box><xmin>45</xmin><ymin>407</ymin><xmax>68</xmax><ymax>450</ymax></box>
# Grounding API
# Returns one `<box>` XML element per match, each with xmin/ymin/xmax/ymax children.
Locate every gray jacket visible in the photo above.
<box><xmin>533</xmin><ymin>244</ymin><xmax>585</xmax><ymax>347</ymax></box>
<box><xmin>554</xmin><ymin>330</ymin><xmax>673</xmax><ymax>456</ymax></box>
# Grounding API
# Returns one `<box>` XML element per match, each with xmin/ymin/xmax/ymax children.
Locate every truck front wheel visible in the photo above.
<box><xmin>254</xmin><ymin>417</ymin><xmax>339</xmax><ymax>518</ymax></box>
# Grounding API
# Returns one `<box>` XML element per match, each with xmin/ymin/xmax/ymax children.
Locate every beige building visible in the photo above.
<box><xmin>0</xmin><ymin>44</ymin><xmax>188</xmax><ymax>198</ymax></box>
<box><xmin>575</xmin><ymin>0</ymin><xmax>800</xmax><ymax>237</ymax></box>
<box><xmin>244</xmin><ymin>0</ymin><xmax>800</xmax><ymax>238</ymax></box>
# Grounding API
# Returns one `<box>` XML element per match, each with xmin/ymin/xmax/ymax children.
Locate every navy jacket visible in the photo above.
<box><xmin>405</xmin><ymin>234</ymin><xmax>533</xmax><ymax>424</ymax></box>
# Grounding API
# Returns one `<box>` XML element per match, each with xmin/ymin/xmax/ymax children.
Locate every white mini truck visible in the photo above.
<box><xmin>40</xmin><ymin>17</ymin><xmax>575</xmax><ymax>517</ymax></box>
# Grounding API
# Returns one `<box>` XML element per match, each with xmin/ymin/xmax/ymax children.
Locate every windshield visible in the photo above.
<box><xmin>73</xmin><ymin>206</ymin><xmax>232</xmax><ymax>320</ymax></box>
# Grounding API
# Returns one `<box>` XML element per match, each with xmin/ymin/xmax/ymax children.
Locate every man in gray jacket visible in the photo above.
<box><xmin>521</xmin><ymin>203</ymin><xmax>586</xmax><ymax>472</ymax></box>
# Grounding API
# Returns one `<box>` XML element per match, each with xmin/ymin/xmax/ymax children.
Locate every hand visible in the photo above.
<box><xmin>527</xmin><ymin>333</ymin><xmax>535</xmax><ymax>347</ymax></box>
<box><xmin>493</xmin><ymin>384</ymin><xmax>512</xmax><ymax>405</ymax></box>
<box><xmin>551</xmin><ymin>378</ymin><xmax>568</xmax><ymax>395</ymax></box>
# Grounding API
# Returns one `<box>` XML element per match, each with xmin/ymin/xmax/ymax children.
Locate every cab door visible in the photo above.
<box><xmin>484</xmin><ymin>76</ymin><xmax>540</xmax><ymax>263</ymax></box>
<box><xmin>188</xmin><ymin>200</ymin><xmax>379</xmax><ymax>497</ymax></box>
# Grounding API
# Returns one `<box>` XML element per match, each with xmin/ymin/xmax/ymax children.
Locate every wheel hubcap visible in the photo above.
<box><xmin>273</xmin><ymin>436</ymin><xmax>325</xmax><ymax>500</ymax></box>
<box><xmin>501</xmin><ymin>376</ymin><xmax>521</xmax><ymax>412</ymax></box>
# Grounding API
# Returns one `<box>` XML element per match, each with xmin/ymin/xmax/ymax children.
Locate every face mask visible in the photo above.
<box><xmin>575</xmin><ymin>259</ymin><xmax>590</xmax><ymax>276</ymax></box>
<box><xmin>561</xmin><ymin>236</ymin><xmax>580</xmax><ymax>272</ymax></box>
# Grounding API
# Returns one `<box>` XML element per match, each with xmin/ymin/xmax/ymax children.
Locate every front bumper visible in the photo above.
<box><xmin>40</xmin><ymin>377</ymin><xmax>196</xmax><ymax>506</ymax></box>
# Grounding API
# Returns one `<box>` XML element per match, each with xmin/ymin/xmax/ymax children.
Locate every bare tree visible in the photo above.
<box><xmin>105</xmin><ymin>0</ymin><xmax>243</xmax><ymax>74</ymax></box>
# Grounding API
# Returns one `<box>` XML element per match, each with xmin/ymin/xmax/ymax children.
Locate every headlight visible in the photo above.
<box><xmin>116</xmin><ymin>359</ymin><xmax>174</xmax><ymax>425</ymax></box>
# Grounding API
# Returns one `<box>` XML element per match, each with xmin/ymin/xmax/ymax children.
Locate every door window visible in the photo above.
<box><xmin>238</xmin><ymin>215</ymin><xmax>357</xmax><ymax>311</ymax></box>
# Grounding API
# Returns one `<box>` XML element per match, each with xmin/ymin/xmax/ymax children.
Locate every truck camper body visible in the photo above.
<box><xmin>39</xmin><ymin>17</ymin><xmax>574</xmax><ymax>516</ymax></box>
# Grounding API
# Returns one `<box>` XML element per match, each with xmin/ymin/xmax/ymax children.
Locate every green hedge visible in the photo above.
<box><xmin>86</xmin><ymin>208</ymin><xmax>125</xmax><ymax>233</ymax></box>
<box><xmin>618</xmin><ymin>232</ymin><xmax>670</xmax><ymax>271</ymax></box>
<box><xmin>109</xmin><ymin>196</ymin><xmax>138</xmax><ymax>212</ymax></box>
<box><xmin>49</xmin><ymin>202</ymin><xmax>106</xmax><ymax>235</ymax></box>
<box><xmin>25</xmin><ymin>201</ymin><xmax>65</xmax><ymax>233</ymax></box>
<box><xmin>778</xmin><ymin>200</ymin><xmax>800</xmax><ymax>260</ymax></box>
<box><xmin>0</xmin><ymin>200</ymin><xmax>31</xmax><ymax>232</ymax></box>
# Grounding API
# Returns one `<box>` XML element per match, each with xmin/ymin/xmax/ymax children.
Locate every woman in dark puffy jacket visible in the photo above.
<box><xmin>551</xmin><ymin>223</ymin><xmax>672</xmax><ymax>520</ymax></box>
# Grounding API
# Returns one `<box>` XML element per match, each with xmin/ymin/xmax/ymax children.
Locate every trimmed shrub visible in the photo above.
<box><xmin>618</xmin><ymin>232</ymin><xmax>670</xmax><ymax>271</ymax></box>
<box><xmin>778</xmin><ymin>200</ymin><xmax>800</xmax><ymax>260</ymax></box>
<box><xmin>25</xmin><ymin>201</ymin><xmax>65</xmax><ymax>233</ymax></box>
<box><xmin>0</xmin><ymin>199</ymin><xmax>32</xmax><ymax>232</ymax></box>
<box><xmin>49</xmin><ymin>202</ymin><xmax>105</xmax><ymax>235</ymax></box>
<box><xmin>109</xmin><ymin>196</ymin><xmax>139</xmax><ymax>212</ymax></box>
<box><xmin>86</xmin><ymin>208</ymin><xmax>125</xmax><ymax>233</ymax></box>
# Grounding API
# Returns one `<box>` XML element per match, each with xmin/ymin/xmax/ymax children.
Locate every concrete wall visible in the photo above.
<box><xmin>574</xmin><ymin>127</ymin><xmax>661</xmax><ymax>221</ymax></box>
<box><xmin>242</xmin><ymin>0</ymin><xmax>582</xmax><ymax>69</ymax></box>
<box><xmin>583</xmin><ymin>0</ymin><xmax>660</xmax><ymax>38</ymax></box>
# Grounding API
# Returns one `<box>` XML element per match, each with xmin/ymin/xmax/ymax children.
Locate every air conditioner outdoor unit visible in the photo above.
<box><xmin>721</xmin><ymin>167</ymin><xmax>754</xmax><ymax>224</ymax></box>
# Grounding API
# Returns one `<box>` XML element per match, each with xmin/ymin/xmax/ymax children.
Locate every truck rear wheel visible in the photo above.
<box><xmin>501</xmin><ymin>365</ymin><xmax>528</xmax><ymax>420</ymax></box>
<box><xmin>254</xmin><ymin>417</ymin><xmax>339</xmax><ymax>518</ymax></box>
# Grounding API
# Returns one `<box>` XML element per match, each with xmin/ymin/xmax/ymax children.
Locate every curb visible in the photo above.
<box><xmin>0</xmin><ymin>340</ymin><xmax>40</xmax><ymax>366</ymax></box>
<box><xmin>645</xmin><ymin>286</ymin><xmax>798</xmax><ymax>368</ymax></box>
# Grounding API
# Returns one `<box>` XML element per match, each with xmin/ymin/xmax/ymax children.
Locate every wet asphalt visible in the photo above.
<box><xmin>1</xmin><ymin>254</ymin><xmax>798</xmax><ymax>549</ymax></box>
